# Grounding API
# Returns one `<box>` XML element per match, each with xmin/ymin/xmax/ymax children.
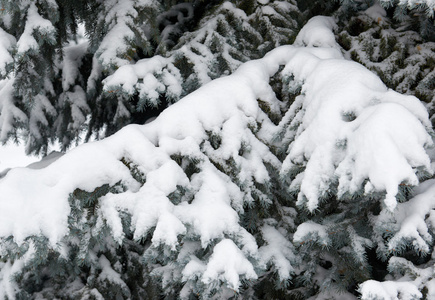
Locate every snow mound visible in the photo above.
<box><xmin>360</xmin><ymin>279</ymin><xmax>422</xmax><ymax>300</ymax></box>
<box><xmin>281</xmin><ymin>42</ymin><xmax>432</xmax><ymax>212</ymax></box>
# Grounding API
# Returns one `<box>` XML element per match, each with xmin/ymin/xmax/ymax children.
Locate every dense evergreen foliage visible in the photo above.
<box><xmin>0</xmin><ymin>0</ymin><xmax>305</xmax><ymax>155</ymax></box>
<box><xmin>1</xmin><ymin>0</ymin><xmax>433</xmax><ymax>155</ymax></box>
<box><xmin>0</xmin><ymin>0</ymin><xmax>435</xmax><ymax>299</ymax></box>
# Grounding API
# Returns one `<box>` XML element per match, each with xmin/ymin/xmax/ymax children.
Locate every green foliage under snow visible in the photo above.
<box><xmin>1</xmin><ymin>1</ymin><xmax>435</xmax><ymax>299</ymax></box>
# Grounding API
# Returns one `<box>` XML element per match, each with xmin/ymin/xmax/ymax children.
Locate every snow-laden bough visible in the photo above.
<box><xmin>0</xmin><ymin>15</ymin><xmax>433</xmax><ymax>298</ymax></box>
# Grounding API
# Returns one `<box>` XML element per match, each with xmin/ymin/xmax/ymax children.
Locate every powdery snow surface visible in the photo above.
<box><xmin>0</xmin><ymin>15</ymin><xmax>433</xmax><ymax>296</ymax></box>
<box><xmin>0</xmin><ymin>143</ymin><xmax>39</xmax><ymax>177</ymax></box>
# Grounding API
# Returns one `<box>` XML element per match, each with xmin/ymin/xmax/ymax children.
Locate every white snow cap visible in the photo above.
<box><xmin>281</xmin><ymin>17</ymin><xmax>433</xmax><ymax>212</ymax></box>
<box><xmin>360</xmin><ymin>280</ymin><xmax>422</xmax><ymax>300</ymax></box>
<box><xmin>16</xmin><ymin>3</ymin><xmax>56</xmax><ymax>54</ymax></box>
<box><xmin>202</xmin><ymin>239</ymin><xmax>257</xmax><ymax>291</ymax></box>
<box><xmin>365</xmin><ymin>1</ymin><xmax>387</xmax><ymax>24</ymax></box>
<box><xmin>294</xmin><ymin>16</ymin><xmax>339</xmax><ymax>49</ymax></box>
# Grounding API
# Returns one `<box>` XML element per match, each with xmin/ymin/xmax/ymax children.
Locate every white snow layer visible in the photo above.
<box><xmin>16</xmin><ymin>3</ymin><xmax>56</xmax><ymax>54</ymax></box>
<box><xmin>0</xmin><ymin>27</ymin><xmax>15</xmax><ymax>77</ymax></box>
<box><xmin>281</xmin><ymin>17</ymin><xmax>432</xmax><ymax>212</ymax></box>
<box><xmin>96</xmin><ymin>0</ymin><xmax>156</xmax><ymax>68</ymax></box>
<box><xmin>102</xmin><ymin>55</ymin><xmax>183</xmax><ymax>102</ymax></box>
<box><xmin>360</xmin><ymin>280</ymin><xmax>422</xmax><ymax>300</ymax></box>
<box><xmin>365</xmin><ymin>1</ymin><xmax>387</xmax><ymax>25</ymax></box>
<box><xmin>359</xmin><ymin>181</ymin><xmax>435</xmax><ymax>299</ymax></box>
<box><xmin>0</xmin><ymin>15</ymin><xmax>433</xmax><ymax>292</ymax></box>
<box><xmin>0</xmin><ymin>79</ymin><xmax>28</xmax><ymax>142</ymax></box>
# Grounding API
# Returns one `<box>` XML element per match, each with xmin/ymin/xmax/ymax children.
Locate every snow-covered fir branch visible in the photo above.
<box><xmin>0</xmin><ymin>0</ymin><xmax>435</xmax><ymax>300</ymax></box>
<box><xmin>1</xmin><ymin>8</ymin><xmax>435</xmax><ymax>299</ymax></box>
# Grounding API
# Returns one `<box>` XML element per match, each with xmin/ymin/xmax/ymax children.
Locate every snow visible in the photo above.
<box><xmin>63</xmin><ymin>86</ymin><xmax>90</xmax><ymax>130</ymax></box>
<box><xmin>294</xmin><ymin>16</ymin><xmax>339</xmax><ymax>50</ymax></box>
<box><xmin>175</xmin><ymin>166</ymin><xmax>244</xmax><ymax>248</ymax></box>
<box><xmin>293</xmin><ymin>221</ymin><xmax>329</xmax><ymax>246</ymax></box>
<box><xmin>1</xmin><ymin>14</ymin><xmax>434</xmax><ymax>295</ymax></box>
<box><xmin>258</xmin><ymin>225</ymin><xmax>296</xmax><ymax>280</ymax></box>
<box><xmin>151</xmin><ymin>211</ymin><xmax>186</xmax><ymax>250</ymax></box>
<box><xmin>62</xmin><ymin>42</ymin><xmax>88</xmax><ymax>91</ymax></box>
<box><xmin>358</xmin><ymin>178</ymin><xmax>435</xmax><ymax>299</ymax></box>
<box><xmin>0</xmin><ymin>27</ymin><xmax>15</xmax><ymax>76</ymax></box>
<box><xmin>0</xmin><ymin>143</ymin><xmax>38</xmax><ymax>173</ymax></box>
<box><xmin>0</xmin><ymin>242</ymin><xmax>35</xmax><ymax>299</ymax></box>
<box><xmin>337</xmin><ymin>102</ymin><xmax>432</xmax><ymax>210</ymax></box>
<box><xmin>182</xmin><ymin>256</ymin><xmax>206</xmax><ymax>282</ymax></box>
<box><xmin>102</xmin><ymin>55</ymin><xmax>182</xmax><ymax>103</ymax></box>
<box><xmin>98</xmin><ymin>255</ymin><xmax>128</xmax><ymax>289</ymax></box>
<box><xmin>281</xmin><ymin>31</ymin><xmax>433</xmax><ymax>212</ymax></box>
<box><xmin>96</xmin><ymin>0</ymin><xmax>139</xmax><ymax>68</ymax></box>
<box><xmin>365</xmin><ymin>1</ymin><xmax>387</xmax><ymax>25</ymax></box>
<box><xmin>96</xmin><ymin>0</ymin><xmax>156</xmax><ymax>68</ymax></box>
<box><xmin>16</xmin><ymin>3</ymin><xmax>56</xmax><ymax>54</ymax></box>
<box><xmin>0</xmin><ymin>262</ymin><xmax>19</xmax><ymax>299</ymax></box>
<box><xmin>201</xmin><ymin>239</ymin><xmax>257</xmax><ymax>291</ymax></box>
<box><xmin>0</xmin><ymin>79</ymin><xmax>28</xmax><ymax>142</ymax></box>
<box><xmin>26</xmin><ymin>151</ymin><xmax>64</xmax><ymax>170</ymax></box>
<box><xmin>359</xmin><ymin>280</ymin><xmax>422</xmax><ymax>300</ymax></box>
<box><xmin>382</xmin><ymin>178</ymin><xmax>435</xmax><ymax>253</ymax></box>
<box><xmin>0</xmin><ymin>134</ymin><xmax>140</xmax><ymax>245</ymax></box>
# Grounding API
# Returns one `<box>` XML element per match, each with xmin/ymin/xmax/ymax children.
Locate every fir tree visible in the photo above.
<box><xmin>1</xmin><ymin>1</ymin><xmax>435</xmax><ymax>299</ymax></box>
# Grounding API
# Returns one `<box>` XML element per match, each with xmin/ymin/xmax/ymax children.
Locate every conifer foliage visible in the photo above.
<box><xmin>1</xmin><ymin>1</ymin><xmax>435</xmax><ymax>299</ymax></box>
<box><xmin>0</xmin><ymin>0</ymin><xmax>303</xmax><ymax>155</ymax></box>
<box><xmin>335</xmin><ymin>2</ymin><xmax>435</xmax><ymax>124</ymax></box>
